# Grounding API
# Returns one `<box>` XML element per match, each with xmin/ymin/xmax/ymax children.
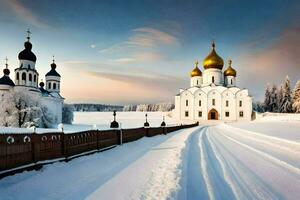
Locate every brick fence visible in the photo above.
<box><xmin>0</xmin><ymin>123</ymin><xmax>198</xmax><ymax>174</ymax></box>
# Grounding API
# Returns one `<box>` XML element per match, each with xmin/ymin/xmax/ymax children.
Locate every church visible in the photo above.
<box><xmin>0</xmin><ymin>30</ymin><xmax>64</xmax><ymax>125</ymax></box>
<box><xmin>173</xmin><ymin>42</ymin><xmax>252</xmax><ymax>121</ymax></box>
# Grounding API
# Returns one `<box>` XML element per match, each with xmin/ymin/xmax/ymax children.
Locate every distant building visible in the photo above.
<box><xmin>174</xmin><ymin>42</ymin><xmax>252</xmax><ymax>121</ymax></box>
<box><xmin>0</xmin><ymin>30</ymin><xmax>64</xmax><ymax>124</ymax></box>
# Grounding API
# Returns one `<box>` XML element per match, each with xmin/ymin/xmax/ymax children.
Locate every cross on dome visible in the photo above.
<box><xmin>26</xmin><ymin>28</ymin><xmax>31</xmax><ymax>41</ymax></box>
<box><xmin>4</xmin><ymin>57</ymin><xmax>8</xmax><ymax>68</ymax></box>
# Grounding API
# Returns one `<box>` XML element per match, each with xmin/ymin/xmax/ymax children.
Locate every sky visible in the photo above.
<box><xmin>0</xmin><ymin>0</ymin><xmax>299</xmax><ymax>105</ymax></box>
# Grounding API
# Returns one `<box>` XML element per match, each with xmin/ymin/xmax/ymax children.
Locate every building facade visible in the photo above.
<box><xmin>174</xmin><ymin>42</ymin><xmax>252</xmax><ymax>121</ymax></box>
<box><xmin>0</xmin><ymin>31</ymin><xmax>64</xmax><ymax>126</ymax></box>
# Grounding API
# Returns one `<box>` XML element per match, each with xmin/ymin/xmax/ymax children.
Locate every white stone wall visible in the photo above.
<box><xmin>190</xmin><ymin>76</ymin><xmax>203</xmax><ymax>87</ymax></box>
<box><xmin>202</xmin><ymin>68</ymin><xmax>223</xmax><ymax>86</ymax></box>
<box><xmin>174</xmin><ymin>86</ymin><xmax>252</xmax><ymax>121</ymax></box>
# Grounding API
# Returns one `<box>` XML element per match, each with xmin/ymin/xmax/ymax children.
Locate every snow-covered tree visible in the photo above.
<box><xmin>280</xmin><ymin>76</ymin><xmax>293</xmax><ymax>113</ymax></box>
<box><xmin>263</xmin><ymin>84</ymin><xmax>271</xmax><ymax>112</ymax></box>
<box><xmin>62</xmin><ymin>104</ymin><xmax>74</xmax><ymax>124</ymax></box>
<box><xmin>269</xmin><ymin>84</ymin><xmax>278</xmax><ymax>112</ymax></box>
<box><xmin>252</xmin><ymin>101</ymin><xmax>264</xmax><ymax>113</ymax></box>
<box><xmin>0</xmin><ymin>90</ymin><xmax>56</xmax><ymax>128</ymax></box>
<box><xmin>277</xmin><ymin>85</ymin><xmax>283</xmax><ymax>112</ymax></box>
<box><xmin>292</xmin><ymin>80</ymin><xmax>300</xmax><ymax>113</ymax></box>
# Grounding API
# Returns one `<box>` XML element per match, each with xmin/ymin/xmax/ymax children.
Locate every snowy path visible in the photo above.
<box><xmin>1</xmin><ymin>123</ymin><xmax>300</xmax><ymax>200</ymax></box>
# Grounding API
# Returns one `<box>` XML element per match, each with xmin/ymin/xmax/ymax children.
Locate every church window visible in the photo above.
<box><xmin>22</xmin><ymin>72</ymin><xmax>26</xmax><ymax>81</ymax></box>
<box><xmin>29</xmin><ymin>74</ymin><xmax>32</xmax><ymax>81</ymax></box>
<box><xmin>199</xmin><ymin>100</ymin><xmax>201</xmax><ymax>107</ymax></box>
<box><xmin>185</xmin><ymin>111</ymin><xmax>189</xmax><ymax>117</ymax></box>
<box><xmin>48</xmin><ymin>83</ymin><xmax>51</xmax><ymax>89</ymax></box>
<box><xmin>225</xmin><ymin>112</ymin><xmax>230</xmax><ymax>117</ymax></box>
<box><xmin>231</xmin><ymin>79</ymin><xmax>233</xmax><ymax>85</ymax></box>
<box><xmin>28</xmin><ymin>64</ymin><xmax>30</xmax><ymax>69</ymax></box>
<box><xmin>58</xmin><ymin>83</ymin><xmax>60</xmax><ymax>90</ymax></box>
<box><xmin>212</xmin><ymin>99</ymin><xmax>215</xmax><ymax>106</ymax></box>
<box><xmin>239</xmin><ymin>100</ymin><xmax>242</xmax><ymax>107</ymax></box>
<box><xmin>53</xmin><ymin>83</ymin><xmax>57</xmax><ymax>90</ymax></box>
<box><xmin>186</xmin><ymin>100</ymin><xmax>188</xmax><ymax>106</ymax></box>
<box><xmin>239</xmin><ymin>111</ymin><xmax>244</xmax><ymax>117</ymax></box>
<box><xmin>16</xmin><ymin>72</ymin><xmax>19</xmax><ymax>80</ymax></box>
<box><xmin>197</xmin><ymin>80</ymin><xmax>198</xmax><ymax>85</ymax></box>
<box><xmin>212</xmin><ymin>76</ymin><xmax>215</xmax><ymax>83</ymax></box>
<box><xmin>34</xmin><ymin>75</ymin><xmax>36</xmax><ymax>82</ymax></box>
<box><xmin>226</xmin><ymin>100</ymin><xmax>229</xmax><ymax>107</ymax></box>
<box><xmin>198</xmin><ymin>111</ymin><xmax>202</xmax><ymax>117</ymax></box>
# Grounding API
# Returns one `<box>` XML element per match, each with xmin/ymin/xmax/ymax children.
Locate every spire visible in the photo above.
<box><xmin>212</xmin><ymin>40</ymin><xmax>215</xmax><ymax>49</ymax></box>
<box><xmin>52</xmin><ymin>55</ymin><xmax>55</xmax><ymax>64</ymax></box>
<box><xmin>195</xmin><ymin>60</ymin><xmax>199</xmax><ymax>67</ymax></box>
<box><xmin>3</xmin><ymin>57</ymin><xmax>10</xmax><ymax>76</ymax></box>
<box><xmin>228</xmin><ymin>59</ymin><xmax>232</xmax><ymax>67</ymax></box>
<box><xmin>26</xmin><ymin>28</ymin><xmax>31</xmax><ymax>42</ymax></box>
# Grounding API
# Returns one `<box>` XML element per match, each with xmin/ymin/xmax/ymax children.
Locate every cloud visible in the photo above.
<box><xmin>98</xmin><ymin>27</ymin><xmax>179</xmax><ymax>58</ymax></box>
<box><xmin>3</xmin><ymin>0</ymin><xmax>49</xmax><ymax>28</ymax></box>
<box><xmin>90</xmin><ymin>44</ymin><xmax>96</xmax><ymax>48</ymax></box>
<box><xmin>236</xmin><ymin>25</ymin><xmax>300</xmax><ymax>99</ymax></box>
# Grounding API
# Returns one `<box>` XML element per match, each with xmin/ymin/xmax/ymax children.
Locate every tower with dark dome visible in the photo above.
<box><xmin>15</xmin><ymin>29</ymin><xmax>39</xmax><ymax>88</ymax></box>
<box><xmin>45</xmin><ymin>56</ymin><xmax>61</xmax><ymax>93</ymax></box>
<box><xmin>0</xmin><ymin>58</ymin><xmax>15</xmax><ymax>91</ymax></box>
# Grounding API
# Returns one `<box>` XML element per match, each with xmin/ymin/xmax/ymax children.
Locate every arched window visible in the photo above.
<box><xmin>34</xmin><ymin>75</ymin><xmax>36</xmax><ymax>82</ymax></box>
<box><xmin>212</xmin><ymin>76</ymin><xmax>215</xmax><ymax>83</ymax></box>
<box><xmin>53</xmin><ymin>83</ymin><xmax>57</xmax><ymax>90</ymax></box>
<box><xmin>197</xmin><ymin>80</ymin><xmax>198</xmax><ymax>85</ymax></box>
<box><xmin>226</xmin><ymin>100</ymin><xmax>229</xmax><ymax>107</ymax></box>
<box><xmin>29</xmin><ymin>74</ymin><xmax>32</xmax><ymax>81</ymax></box>
<box><xmin>48</xmin><ymin>82</ymin><xmax>51</xmax><ymax>89</ymax></box>
<box><xmin>231</xmin><ymin>79</ymin><xmax>233</xmax><ymax>85</ymax></box>
<box><xmin>28</xmin><ymin>64</ymin><xmax>30</xmax><ymax>69</ymax></box>
<box><xmin>22</xmin><ymin>72</ymin><xmax>26</xmax><ymax>81</ymax></box>
<box><xmin>16</xmin><ymin>72</ymin><xmax>19</xmax><ymax>80</ymax></box>
<box><xmin>199</xmin><ymin>100</ymin><xmax>201</xmax><ymax>107</ymax></box>
<box><xmin>212</xmin><ymin>99</ymin><xmax>215</xmax><ymax>106</ymax></box>
<box><xmin>186</xmin><ymin>100</ymin><xmax>188</xmax><ymax>106</ymax></box>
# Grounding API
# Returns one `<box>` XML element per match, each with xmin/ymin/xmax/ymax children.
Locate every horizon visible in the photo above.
<box><xmin>0</xmin><ymin>0</ymin><xmax>299</xmax><ymax>105</ymax></box>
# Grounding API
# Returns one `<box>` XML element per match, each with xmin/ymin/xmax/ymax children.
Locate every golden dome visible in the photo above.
<box><xmin>224</xmin><ymin>60</ymin><xmax>236</xmax><ymax>77</ymax></box>
<box><xmin>203</xmin><ymin>42</ymin><xmax>224</xmax><ymax>70</ymax></box>
<box><xmin>190</xmin><ymin>61</ymin><xmax>202</xmax><ymax>77</ymax></box>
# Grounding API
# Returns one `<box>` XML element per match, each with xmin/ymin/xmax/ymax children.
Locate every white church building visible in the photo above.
<box><xmin>0</xmin><ymin>30</ymin><xmax>64</xmax><ymax>125</ymax></box>
<box><xmin>174</xmin><ymin>42</ymin><xmax>252</xmax><ymax>121</ymax></box>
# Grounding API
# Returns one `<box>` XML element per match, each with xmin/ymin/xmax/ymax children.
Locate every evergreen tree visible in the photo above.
<box><xmin>263</xmin><ymin>84</ymin><xmax>271</xmax><ymax>112</ymax></box>
<box><xmin>269</xmin><ymin>84</ymin><xmax>278</xmax><ymax>112</ymax></box>
<box><xmin>292</xmin><ymin>80</ymin><xmax>300</xmax><ymax>113</ymax></box>
<box><xmin>280</xmin><ymin>76</ymin><xmax>293</xmax><ymax>113</ymax></box>
<box><xmin>277</xmin><ymin>85</ymin><xmax>283</xmax><ymax>112</ymax></box>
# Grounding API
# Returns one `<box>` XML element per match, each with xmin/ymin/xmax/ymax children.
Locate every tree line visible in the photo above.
<box><xmin>254</xmin><ymin>76</ymin><xmax>300</xmax><ymax>113</ymax></box>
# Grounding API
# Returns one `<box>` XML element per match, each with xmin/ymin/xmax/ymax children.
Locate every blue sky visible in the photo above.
<box><xmin>0</xmin><ymin>0</ymin><xmax>299</xmax><ymax>104</ymax></box>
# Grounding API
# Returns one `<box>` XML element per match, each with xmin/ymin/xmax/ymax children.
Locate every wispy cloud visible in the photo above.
<box><xmin>90</xmin><ymin>44</ymin><xmax>96</xmax><ymax>48</ymax></box>
<box><xmin>3</xmin><ymin>0</ymin><xmax>49</xmax><ymax>28</ymax></box>
<box><xmin>97</xmin><ymin>26</ymin><xmax>179</xmax><ymax>63</ymax></box>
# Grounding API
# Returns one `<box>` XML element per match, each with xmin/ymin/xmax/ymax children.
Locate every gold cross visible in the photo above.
<box><xmin>195</xmin><ymin>60</ymin><xmax>199</xmax><ymax>67</ymax></box>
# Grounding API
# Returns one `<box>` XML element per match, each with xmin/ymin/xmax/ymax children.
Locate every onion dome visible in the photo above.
<box><xmin>39</xmin><ymin>81</ymin><xmax>45</xmax><ymax>88</ymax></box>
<box><xmin>203</xmin><ymin>42</ymin><xmax>224</xmax><ymax>70</ymax></box>
<box><xmin>46</xmin><ymin>58</ymin><xmax>61</xmax><ymax>77</ymax></box>
<box><xmin>190</xmin><ymin>61</ymin><xmax>202</xmax><ymax>77</ymax></box>
<box><xmin>224</xmin><ymin>59</ymin><xmax>237</xmax><ymax>77</ymax></box>
<box><xmin>0</xmin><ymin>58</ymin><xmax>15</xmax><ymax>86</ymax></box>
<box><xmin>18</xmin><ymin>30</ymin><xmax>37</xmax><ymax>62</ymax></box>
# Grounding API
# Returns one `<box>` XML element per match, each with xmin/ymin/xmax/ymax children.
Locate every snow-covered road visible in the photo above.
<box><xmin>1</xmin><ymin>123</ymin><xmax>300</xmax><ymax>200</ymax></box>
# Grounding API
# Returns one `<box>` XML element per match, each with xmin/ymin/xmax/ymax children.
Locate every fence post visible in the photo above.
<box><xmin>31</xmin><ymin>131</ymin><xmax>37</xmax><ymax>164</ymax></box>
<box><xmin>96</xmin><ymin>129</ymin><xmax>100</xmax><ymax>150</ymax></box>
<box><xmin>61</xmin><ymin>131</ymin><xmax>66</xmax><ymax>159</ymax></box>
<box><xmin>119</xmin><ymin>123</ymin><xmax>123</xmax><ymax>145</ymax></box>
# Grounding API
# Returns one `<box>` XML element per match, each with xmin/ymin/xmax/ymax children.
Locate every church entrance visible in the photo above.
<box><xmin>208</xmin><ymin>109</ymin><xmax>218</xmax><ymax>120</ymax></box>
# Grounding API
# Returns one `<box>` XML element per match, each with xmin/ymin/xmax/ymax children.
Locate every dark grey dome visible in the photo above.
<box><xmin>0</xmin><ymin>75</ymin><xmax>15</xmax><ymax>86</ymax></box>
<box><xmin>18</xmin><ymin>41</ymin><xmax>37</xmax><ymax>62</ymax></box>
<box><xmin>46</xmin><ymin>62</ymin><xmax>60</xmax><ymax>77</ymax></box>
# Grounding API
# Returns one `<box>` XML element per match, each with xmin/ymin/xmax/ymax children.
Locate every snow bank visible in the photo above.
<box><xmin>255</xmin><ymin>112</ymin><xmax>300</xmax><ymax>122</ymax></box>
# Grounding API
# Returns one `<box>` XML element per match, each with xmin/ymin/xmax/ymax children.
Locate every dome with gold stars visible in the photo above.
<box><xmin>203</xmin><ymin>42</ymin><xmax>224</xmax><ymax>70</ymax></box>
<box><xmin>190</xmin><ymin>61</ymin><xmax>202</xmax><ymax>77</ymax></box>
<box><xmin>224</xmin><ymin>59</ymin><xmax>236</xmax><ymax>77</ymax></box>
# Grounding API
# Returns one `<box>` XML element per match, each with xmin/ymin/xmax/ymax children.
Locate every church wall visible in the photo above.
<box><xmin>179</xmin><ymin>90</ymin><xmax>194</xmax><ymax>121</ymax></box>
<box><xmin>203</xmin><ymin>68</ymin><xmax>223</xmax><ymax>86</ymax></box>
<box><xmin>207</xmin><ymin>89</ymin><xmax>222</xmax><ymax>120</ymax></box>
<box><xmin>190</xmin><ymin>76</ymin><xmax>203</xmax><ymax>87</ymax></box>
<box><xmin>221</xmin><ymin>90</ymin><xmax>237</xmax><ymax>121</ymax></box>
<box><xmin>193</xmin><ymin>89</ymin><xmax>208</xmax><ymax>120</ymax></box>
<box><xmin>236</xmin><ymin>90</ymin><xmax>252</xmax><ymax>121</ymax></box>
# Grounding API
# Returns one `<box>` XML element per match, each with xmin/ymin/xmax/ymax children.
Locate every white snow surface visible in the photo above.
<box><xmin>0</xmin><ymin>112</ymin><xmax>177</xmax><ymax>134</ymax></box>
<box><xmin>1</xmin><ymin>118</ymin><xmax>300</xmax><ymax>200</ymax></box>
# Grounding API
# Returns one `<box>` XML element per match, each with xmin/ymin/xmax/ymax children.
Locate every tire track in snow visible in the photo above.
<box><xmin>205</xmin><ymin>128</ymin><xmax>239</xmax><ymax>199</ymax></box>
<box><xmin>209</xmin><ymin>128</ymin><xmax>282</xmax><ymax>200</ymax></box>
<box><xmin>199</xmin><ymin>127</ymin><xmax>236</xmax><ymax>200</ymax></box>
<box><xmin>185</xmin><ymin>126</ymin><xmax>209</xmax><ymax>200</ymax></box>
<box><xmin>220</xmin><ymin>132</ymin><xmax>300</xmax><ymax>177</ymax></box>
